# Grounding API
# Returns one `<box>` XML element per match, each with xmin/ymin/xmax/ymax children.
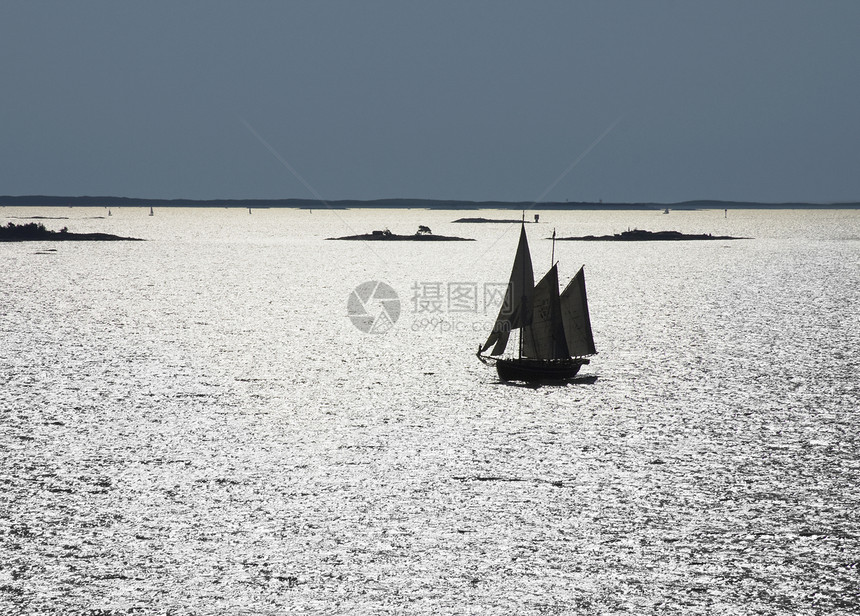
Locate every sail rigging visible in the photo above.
<box><xmin>521</xmin><ymin>264</ymin><xmax>569</xmax><ymax>360</ymax></box>
<box><xmin>481</xmin><ymin>224</ymin><xmax>534</xmax><ymax>355</ymax></box>
<box><xmin>477</xmin><ymin>222</ymin><xmax>597</xmax><ymax>381</ymax></box>
<box><xmin>560</xmin><ymin>267</ymin><xmax>597</xmax><ymax>356</ymax></box>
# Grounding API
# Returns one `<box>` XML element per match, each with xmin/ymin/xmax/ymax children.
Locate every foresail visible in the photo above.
<box><xmin>489</xmin><ymin>329</ymin><xmax>510</xmax><ymax>356</ymax></box>
<box><xmin>521</xmin><ymin>265</ymin><xmax>569</xmax><ymax>360</ymax></box>
<box><xmin>560</xmin><ymin>266</ymin><xmax>597</xmax><ymax>356</ymax></box>
<box><xmin>481</xmin><ymin>224</ymin><xmax>534</xmax><ymax>355</ymax></box>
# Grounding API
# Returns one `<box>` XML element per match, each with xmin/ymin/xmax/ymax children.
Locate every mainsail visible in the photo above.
<box><xmin>521</xmin><ymin>264</ymin><xmax>569</xmax><ymax>360</ymax></box>
<box><xmin>481</xmin><ymin>224</ymin><xmax>534</xmax><ymax>355</ymax></box>
<box><xmin>560</xmin><ymin>266</ymin><xmax>597</xmax><ymax>356</ymax></box>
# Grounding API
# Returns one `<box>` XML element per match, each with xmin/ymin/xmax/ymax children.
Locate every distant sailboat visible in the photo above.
<box><xmin>477</xmin><ymin>223</ymin><xmax>596</xmax><ymax>382</ymax></box>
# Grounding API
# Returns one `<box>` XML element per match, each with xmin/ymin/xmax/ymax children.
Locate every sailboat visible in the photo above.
<box><xmin>477</xmin><ymin>223</ymin><xmax>596</xmax><ymax>382</ymax></box>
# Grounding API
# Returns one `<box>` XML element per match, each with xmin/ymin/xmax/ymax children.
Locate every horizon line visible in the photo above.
<box><xmin>2</xmin><ymin>194</ymin><xmax>859</xmax><ymax>209</ymax></box>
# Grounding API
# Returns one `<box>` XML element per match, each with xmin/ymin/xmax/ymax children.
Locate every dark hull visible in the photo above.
<box><xmin>495</xmin><ymin>358</ymin><xmax>588</xmax><ymax>382</ymax></box>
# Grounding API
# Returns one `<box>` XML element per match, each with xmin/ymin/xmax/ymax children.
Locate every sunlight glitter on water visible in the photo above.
<box><xmin>1</xmin><ymin>207</ymin><xmax>859</xmax><ymax>614</ymax></box>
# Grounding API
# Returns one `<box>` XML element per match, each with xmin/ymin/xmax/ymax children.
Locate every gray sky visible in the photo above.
<box><xmin>2</xmin><ymin>1</ymin><xmax>859</xmax><ymax>203</ymax></box>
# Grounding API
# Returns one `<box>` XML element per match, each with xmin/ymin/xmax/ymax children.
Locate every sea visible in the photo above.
<box><xmin>1</xmin><ymin>206</ymin><xmax>858</xmax><ymax>615</ymax></box>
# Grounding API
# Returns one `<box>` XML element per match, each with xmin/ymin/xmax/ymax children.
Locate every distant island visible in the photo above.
<box><xmin>0</xmin><ymin>222</ymin><xmax>143</xmax><ymax>242</ymax></box>
<box><xmin>2</xmin><ymin>195</ymin><xmax>859</xmax><ymax>210</ymax></box>
<box><xmin>556</xmin><ymin>229</ymin><xmax>747</xmax><ymax>241</ymax></box>
<box><xmin>328</xmin><ymin>226</ymin><xmax>473</xmax><ymax>241</ymax></box>
<box><xmin>453</xmin><ymin>217</ymin><xmax>537</xmax><ymax>223</ymax></box>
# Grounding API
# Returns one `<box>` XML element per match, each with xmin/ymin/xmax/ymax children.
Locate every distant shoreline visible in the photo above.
<box><xmin>1</xmin><ymin>195</ymin><xmax>859</xmax><ymax>210</ymax></box>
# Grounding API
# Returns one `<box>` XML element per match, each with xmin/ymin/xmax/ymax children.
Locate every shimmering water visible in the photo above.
<box><xmin>2</xmin><ymin>207</ymin><xmax>859</xmax><ymax>614</ymax></box>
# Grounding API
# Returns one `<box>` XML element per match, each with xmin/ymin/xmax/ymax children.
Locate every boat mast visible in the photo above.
<box><xmin>519</xmin><ymin>212</ymin><xmax>526</xmax><ymax>360</ymax></box>
<box><xmin>551</xmin><ymin>227</ymin><xmax>556</xmax><ymax>267</ymax></box>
